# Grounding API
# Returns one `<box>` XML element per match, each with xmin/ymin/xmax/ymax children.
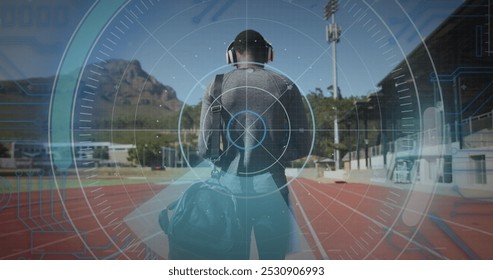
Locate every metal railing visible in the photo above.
<box><xmin>347</xmin><ymin>124</ymin><xmax>452</xmax><ymax>162</ymax></box>
<box><xmin>461</xmin><ymin>110</ymin><xmax>493</xmax><ymax>148</ymax></box>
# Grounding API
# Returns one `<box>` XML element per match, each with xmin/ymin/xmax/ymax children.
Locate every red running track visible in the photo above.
<box><xmin>290</xmin><ymin>178</ymin><xmax>493</xmax><ymax>259</ymax></box>
<box><xmin>1</xmin><ymin>177</ymin><xmax>493</xmax><ymax>259</ymax></box>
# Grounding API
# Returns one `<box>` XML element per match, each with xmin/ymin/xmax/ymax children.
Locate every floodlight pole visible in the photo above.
<box><xmin>325</xmin><ymin>0</ymin><xmax>342</xmax><ymax>170</ymax></box>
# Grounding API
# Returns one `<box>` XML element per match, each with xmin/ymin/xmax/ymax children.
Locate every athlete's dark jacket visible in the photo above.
<box><xmin>198</xmin><ymin>66</ymin><xmax>311</xmax><ymax>176</ymax></box>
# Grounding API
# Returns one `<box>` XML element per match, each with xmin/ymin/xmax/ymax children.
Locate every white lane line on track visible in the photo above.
<box><xmin>290</xmin><ymin>184</ymin><xmax>330</xmax><ymax>260</ymax></box>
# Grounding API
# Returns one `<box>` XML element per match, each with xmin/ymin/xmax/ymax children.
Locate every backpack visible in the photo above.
<box><xmin>158</xmin><ymin>178</ymin><xmax>242</xmax><ymax>259</ymax></box>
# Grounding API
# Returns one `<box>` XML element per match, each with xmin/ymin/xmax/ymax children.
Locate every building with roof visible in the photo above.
<box><xmin>2</xmin><ymin>141</ymin><xmax>135</xmax><ymax>169</ymax></box>
<box><xmin>342</xmin><ymin>0</ymin><xmax>492</xmax><ymax>191</ymax></box>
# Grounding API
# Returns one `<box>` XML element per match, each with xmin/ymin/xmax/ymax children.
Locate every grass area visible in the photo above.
<box><xmin>1</xmin><ymin>167</ymin><xmax>323</xmax><ymax>193</ymax></box>
<box><xmin>0</xmin><ymin>167</ymin><xmax>193</xmax><ymax>192</ymax></box>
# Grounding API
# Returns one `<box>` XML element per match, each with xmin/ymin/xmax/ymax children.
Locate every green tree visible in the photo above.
<box><xmin>180</xmin><ymin>102</ymin><xmax>201</xmax><ymax>130</ymax></box>
<box><xmin>126</xmin><ymin>148</ymin><xmax>138</xmax><ymax>166</ymax></box>
<box><xmin>127</xmin><ymin>143</ymin><xmax>161</xmax><ymax>167</ymax></box>
<box><xmin>127</xmin><ymin>134</ymin><xmax>178</xmax><ymax>167</ymax></box>
<box><xmin>306</xmin><ymin>87</ymin><xmax>365</xmax><ymax>159</ymax></box>
<box><xmin>0</xmin><ymin>143</ymin><xmax>10</xmax><ymax>158</ymax></box>
<box><xmin>93</xmin><ymin>146</ymin><xmax>109</xmax><ymax>160</ymax></box>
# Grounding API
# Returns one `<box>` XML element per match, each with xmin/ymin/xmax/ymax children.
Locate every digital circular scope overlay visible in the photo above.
<box><xmin>4</xmin><ymin>0</ymin><xmax>490</xmax><ymax>260</ymax></box>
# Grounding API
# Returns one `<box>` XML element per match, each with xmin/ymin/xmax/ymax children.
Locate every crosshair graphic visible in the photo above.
<box><xmin>226</xmin><ymin>110</ymin><xmax>268</xmax><ymax>151</ymax></box>
<box><xmin>53</xmin><ymin>0</ymin><xmax>430</xmax><ymax>259</ymax></box>
<box><xmin>28</xmin><ymin>0</ymin><xmax>490</xmax><ymax>260</ymax></box>
<box><xmin>195</xmin><ymin>82</ymin><xmax>310</xmax><ymax>179</ymax></box>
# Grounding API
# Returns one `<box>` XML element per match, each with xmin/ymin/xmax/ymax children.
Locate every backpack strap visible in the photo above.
<box><xmin>160</xmin><ymin>75</ymin><xmax>225</xmax><ymax>234</ymax></box>
<box><xmin>209</xmin><ymin>74</ymin><xmax>224</xmax><ymax>178</ymax></box>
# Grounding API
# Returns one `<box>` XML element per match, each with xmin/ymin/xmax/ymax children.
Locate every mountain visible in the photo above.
<box><xmin>0</xmin><ymin>59</ymin><xmax>184</xmax><ymax>141</ymax></box>
<box><xmin>85</xmin><ymin>59</ymin><xmax>182</xmax><ymax>112</ymax></box>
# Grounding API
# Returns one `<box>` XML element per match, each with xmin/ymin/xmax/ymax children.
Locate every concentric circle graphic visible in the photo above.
<box><xmin>43</xmin><ymin>0</ymin><xmax>475</xmax><ymax>260</ymax></box>
<box><xmin>195</xmin><ymin>81</ymin><xmax>313</xmax><ymax>180</ymax></box>
<box><xmin>226</xmin><ymin>110</ymin><xmax>268</xmax><ymax>151</ymax></box>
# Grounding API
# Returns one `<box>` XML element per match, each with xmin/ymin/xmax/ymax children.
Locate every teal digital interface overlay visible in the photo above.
<box><xmin>0</xmin><ymin>0</ymin><xmax>486</xmax><ymax>261</ymax></box>
<box><xmin>49</xmin><ymin>0</ymin><xmax>126</xmax><ymax>170</ymax></box>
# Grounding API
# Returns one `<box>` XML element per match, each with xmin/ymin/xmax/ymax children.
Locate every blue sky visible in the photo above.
<box><xmin>103</xmin><ymin>0</ymin><xmax>464</xmax><ymax>105</ymax></box>
<box><xmin>0</xmin><ymin>0</ymin><xmax>464</xmax><ymax>105</ymax></box>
